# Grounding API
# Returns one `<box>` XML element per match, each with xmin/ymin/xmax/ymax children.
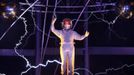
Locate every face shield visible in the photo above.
<box><xmin>62</xmin><ymin>18</ymin><xmax>72</xmax><ymax>29</ymax></box>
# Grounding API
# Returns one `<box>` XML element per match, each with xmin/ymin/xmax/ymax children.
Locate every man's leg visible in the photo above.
<box><xmin>60</xmin><ymin>47</ymin><xmax>67</xmax><ymax>75</ymax></box>
<box><xmin>68</xmin><ymin>48</ymin><xmax>75</xmax><ymax>75</ymax></box>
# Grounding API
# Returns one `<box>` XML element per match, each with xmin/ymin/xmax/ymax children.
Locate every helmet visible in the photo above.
<box><xmin>61</xmin><ymin>18</ymin><xmax>72</xmax><ymax>28</ymax></box>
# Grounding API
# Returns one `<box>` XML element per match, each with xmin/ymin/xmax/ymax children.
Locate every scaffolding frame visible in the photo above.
<box><xmin>19</xmin><ymin>0</ymin><xmax>116</xmax><ymax>75</ymax></box>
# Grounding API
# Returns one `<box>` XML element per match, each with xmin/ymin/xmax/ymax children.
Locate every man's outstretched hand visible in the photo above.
<box><xmin>85</xmin><ymin>31</ymin><xmax>89</xmax><ymax>37</ymax></box>
<box><xmin>51</xmin><ymin>17</ymin><xmax>57</xmax><ymax>25</ymax></box>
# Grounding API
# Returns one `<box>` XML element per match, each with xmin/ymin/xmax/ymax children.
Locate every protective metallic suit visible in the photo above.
<box><xmin>51</xmin><ymin>20</ymin><xmax>87</xmax><ymax>75</ymax></box>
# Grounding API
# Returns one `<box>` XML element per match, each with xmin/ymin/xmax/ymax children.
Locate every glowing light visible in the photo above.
<box><xmin>121</xmin><ymin>5</ymin><xmax>133</xmax><ymax>19</ymax></box>
<box><xmin>122</xmin><ymin>5</ymin><xmax>130</xmax><ymax>12</ymax></box>
<box><xmin>0</xmin><ymin>0</ymin><xmax>39</xmax><ymax>40</ymax></box>
<box><xmin>2</xmin><ymin>6</ymin><xmax>16</xmax><ymax>19</ymax></box>
<box><xmin>6</xmin><ymin>6</ymin><xmax>14</xmax><ymax>11</ymax></box>
<box><xmin>2</xmin><ymin>12</ymin><xmax>8</xmax><ymax>19</ymax></box>
<box><xmin>118</xmin><ymin>0</ymin><xmax>134</xmax><ymax>19</ymax></box>
<box><xmin>0</xmin><ymin>73</ymin><xmax>6</xmax><ymax>75</ymax></box>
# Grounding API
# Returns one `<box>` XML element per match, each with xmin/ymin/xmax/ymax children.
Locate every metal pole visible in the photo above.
<box><xmin>84</xmin><ymin>0</ymin><xmax>89</xmax><ymax>75</ymax></box>
<box><xmin>84</xmin><ymin>14</ymin><xmax>90</xmax><ymax>75</ymax></box>
<box><xmin>19</xmin><ymin>2</ymin><xmax>116</xmax><ymax>8</ymax></box>
<box><xmin>20</xmin><ymin>9</ymin><xmax>115</xmax><ymax>14</ymax></box>
<box><xmin>35</xmin><ymin>4</ymin><xmax>42</xmax><ymax>75</ymax></box>
<box><xmin>41</xmin><ymin>0</ymin><xmax>49</xmax><ymax>62</ymax></box>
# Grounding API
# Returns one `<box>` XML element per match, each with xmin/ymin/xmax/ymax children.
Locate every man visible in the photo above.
<box><xmin>51</xmin><ymin>17</ymin><xmax>89</xmax><ymax>75</ymax></box>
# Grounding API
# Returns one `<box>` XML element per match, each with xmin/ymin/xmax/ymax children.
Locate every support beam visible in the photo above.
<box><xmin>84</xmin><ymin>0</ymin><xmax>89</xmax><ymax>75</ymax></box>
<box><xmin>1</xmin><ymin>47</ymin><xmax>134</xmax><ymax>56</ymax></box>
<box><xmin>19</xmin><ymin>2</ymin><xmax>116</xmax><ymax>8</ymax></box>
<box><xmin>35</xmin><ymin>4</ymin><xmax>42</xmax><ymax>75</ymax></box>
<box><xmin>20</xmin><ymin>9</ymin><xmax>115</xmax><ymax>14</ymax></box>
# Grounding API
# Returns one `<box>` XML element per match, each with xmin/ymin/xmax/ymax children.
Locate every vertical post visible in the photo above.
<box><xmin>84</xmin><ymin>0</ymin><xmax>89</xmax><ymax>75</ymax></box>
<box><xmin>108</xmin><ymin>24</ymin><xmax>112</xmax><ymax>42</ymax></box>
<box><xmin>36</xmin><ymin>3</ymin><xmax>42</xmax><ymax>75</ymax></box>
<box><xmin>41</xmin><ymin>0</ymin><xmax>49</xmax><ymax>62</ymax></box>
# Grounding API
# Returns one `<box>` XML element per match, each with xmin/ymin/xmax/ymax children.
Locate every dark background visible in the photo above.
<box><xmin>0</xmin><ymin>0</ymin><xmax>134</xmax><ymax>75</ymax></box>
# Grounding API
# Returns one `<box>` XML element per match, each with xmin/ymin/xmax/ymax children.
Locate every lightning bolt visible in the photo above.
<box><xmin>92</xmin><ymin>11</ymin><xmax>127</xmax><ymax>40</ymax></box>
<box><xmin>14</xmin><ymin>17</ymin><xmax>30</xmax><ymax>68</ymax></box>
<box><xmin>95</xmin><ymin>64</ymin><xmax>134</xmax><ymax>75</ymax></box>
<box><xmin>21</xmin><ymin>0</ymin><xmax>42</xmax><ymax>49</ymax></box>
<box><xmin>21</xmin><ymin>60</ymin><xmax>62</xmax><ymax>75</ymax></box>
<box><xmin>92</xmin><ymin>12</ymin><xmax>122</xmax><ymax>25</ymax></box>
<box><xmin>74</xmin><ymin>68</ymin><xmax>93</xmax><ymax>75</ymax></box>
<box><xmin>22</xmin><ymin>0</ymin><xmax>56</xmax><ymax>48</ymax></box>
<box><xmin>73</xmin><ymin>8</ymin><xmax>126</xmax><ymax>40</ymax></box>
<box><xmin>13</xmin><ymin>16</ymin><xmax>62</xmax><ymax>75</ymax></box>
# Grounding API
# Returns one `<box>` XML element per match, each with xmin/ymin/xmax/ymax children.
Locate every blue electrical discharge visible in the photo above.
<box><xmin>0</xmin><ymin>0</ymin><xmax>39</xmax><ymax>40</ymax></box>
<box><xmin>95</xmin><ymin>64</ymin><xmax>134</xmax><ymax>75</ymax></box>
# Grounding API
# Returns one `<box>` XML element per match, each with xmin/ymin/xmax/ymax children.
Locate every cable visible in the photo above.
<box><xmin>41</xmin><ymin>0</ymin><xmax>62</xmax><ymax>63</ymax></box>
<box><xmin>41</xmin><ymin>0</ymin><xmax>49</xmax><ymax>63</ymax></box>
<box><xmin>0</xmin><ymin>0</ymin><xmax>39</xmax><ymax>40</ymax></box>
<box><xmin>72</xmin><ymin>0</ymin><xmax>91</xmax><ymax>30</ymax></box>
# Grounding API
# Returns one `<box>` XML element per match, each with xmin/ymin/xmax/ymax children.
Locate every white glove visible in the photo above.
<box><xmin>85</xmin><ymin>31</ymin><xmax>89</xmax><ymax>37</ymax></box>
